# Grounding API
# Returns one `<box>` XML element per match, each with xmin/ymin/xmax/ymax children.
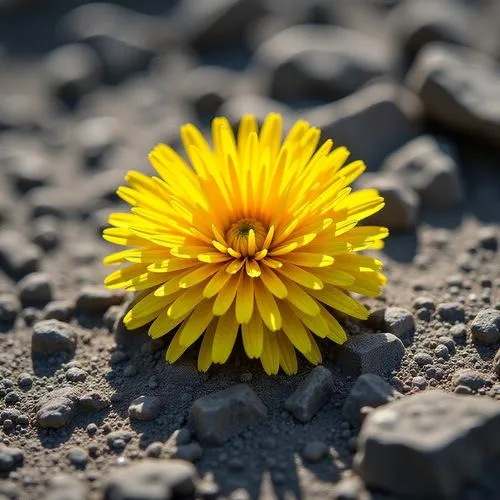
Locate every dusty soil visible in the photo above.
<box><xmin>1</xmin><ymin>1</ymin><xmax>500</xmax><ymax>499</ymax></box>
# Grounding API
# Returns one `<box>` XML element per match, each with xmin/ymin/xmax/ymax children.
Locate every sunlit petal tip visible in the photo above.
<box><xmin>103</xmin><ymin>112</ymin><xmax>388</xmax><ymax>374</ymax></box>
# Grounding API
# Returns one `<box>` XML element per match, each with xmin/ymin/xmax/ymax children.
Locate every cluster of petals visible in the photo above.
<box><xmin>103</xmin><ymin>113</ymin><xmax>388</xmax><ymax>375</ymax></box>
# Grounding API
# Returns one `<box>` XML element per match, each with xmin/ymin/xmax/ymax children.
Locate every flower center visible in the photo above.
<box><xmin>226</xmin><ymin>218</ymin><xmax>267</xmax><ymax>255</ymax></box>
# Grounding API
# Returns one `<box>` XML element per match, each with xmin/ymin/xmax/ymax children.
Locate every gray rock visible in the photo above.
<box><xmin>254</xmin><ymin>25</ymin><xmax>393</xmax><ymax>101</ymax></box>
<box><xmin>0</xmin><ymin>294</ymin><xmax>20</xmax><ymax>323</ymax></box>
<box><xmin>381</xmin><ymin>135</ymin><xmax>463</xmax><ymax>207</ymax></box>
<box><xmin>189</xmin><ymin>384</ymin><xmax>267</xmax><ymax>445</ymax></box>
<box><xmin>66</xmin><ymin>367</ymin><xmax>87</xmax><ymax>382</ymax></box>
<box><xmin>307</xmin><ymin>81</ymin><xmax>422</xmax><ymax>171</ymax></box>
<box><xmin>478</xmin><ymin>227</ymin><xmax>498</xmax><ymax>251</ymax></box>
<box><xmin>42</xmin><ymin>300</ymin><xmax>75</xmax><ymax>322</ymax></box>
<box><xmin>171</xmin><ymin>0</ymin><xmax>265</xmax><ymax>49</ymax></box>
<box><xmin>104</xmin><ymin>459</ymin><xmax>197</xmax><ymax>499</ymax></box>
<box><xmin>36</xmin><ymin>388</ymin><xmax>79</xmax><ymax>429</ymax></box>
<box><xmin>389</xmin><ymin>0</ymin><xmax>473</xmax><ymax>58</ymax></box>
<box><xmin>76</xmin><ymin>116</ymin><xmax>119</xmax><ymax>168</ymax></box>
<box><xmin>46</xmin><ymin>474</ymin><xmax>87</xmax><ymax>500</ymax></box>
<box><xmin>493</xmin><ymin>349</ymin><xmax>500</xmax><ymax>375</ymax></box>
<box><xmin>370</xmin><ymin>307</ymin><xmax>415</xmax><ymax>337</ymax></box>
<box><xmin>79</xmin><ymin>391</ymin><xmax>110</xmax><ymax>412</ymax></box>
<box><xmin>5</xmin><ymin>151</ymin><xmax>51</xmax><ymax>193</ymax></box>
<box><xmin>437</xmin><ymin>302</ymin><xmax>465</xmax><ymax>323</ymax></box>
<box><xmin>450</xmin><ymin>323</ymin><xmax>467</xmax><ymax>342</ymax></box>
<box><xmin>107</xmin><ymin>430</ymin><xmax>133</xmax><ymax>451</ymax></box>
<box><xmin>354</xmin><ymin>390</ymin><xmax>500</xmax><ymax>499</ymax></box>
<box><xmin>17</xmin><ymin>272</ymin><xmax>54</xmax><ymax>306</ymax></box>
<box><xmin>342</xmin><ymin>374</ymin><xmax>401</xmax><ymax>428</ymax></box>
<box><xmin>45</xmin><ymin>44</ymin><xmax>101</xmax><ymax>102</ymax></box>
<box><xmin>413</xmin><ymin>351</ymin><xmax>433</xmax><ymax>366</ymax></box>
<box><xmin>32</xmin><ymin>319</ymin><xmax>78</xmax><ymax>354</ymax></box>
<box><xmin>75</xmin><ymin>285</ymin><xmax>125</xmax><ymax>313</ymax></box>
<box><xmin>284</xmin><ymin>366</ymin><xmax>334</xmax><ymax>423</ymax></box>
<box><xmin>145</xmin><ymin>442</ymin><xmax>163</xmax><ymax>458</ymax></box>
<box><xmin>172</xmin><ymin>443</ymin><xmax>203</xmax><ymax>462</ymax></box>
<box><xmin>470</xmin><ymin>308</ymin><xmax>500</xmax><ymax>345</ymax></box>
<box><xmin>67</xmin><ymin>447</ymin><xmax>88</xmax><ymax>469</ymax></box>
<box><xmin>0</xmin><ymin>231</ymin><xmax>40</xmax><ymax>279</ymax></box>
<box><xmin>335</xmin><ymin>333</ymin><xmax>405</xmax><ymax>376</ymax></box>
<box><xmin>128</xmin><ymin>395</ymin><xmax>163</xmax><ymax>421</ymax></box>
<box><xmin>0</xmin><ymin>446</ymin><xmax>23</xmax><ymax>473</ymax></box>
<box><xmin>32</xmin><ymin>215</ymin><xmax>60</xmax><ymax>251</ymax></box>
<box><xmin>452</xmin><ymin>369</ymin><xmax>491</xmax><ymax>391</ymax></box>
<box><xmin>28</xmin><ymin>186</ymin><xmax>87</xmax><ymax>219</ymax></box>
<box><xmin>406</xmin><ymin>43</ymin><xmax>500</xmax><ymax>146</ymax></box>
<box><xmin>302</xmin><ymin>441</ymin><xmax>329</xmax><ymax>463</ymax></box>
<box><xmin>356</xmin><ymin>173</ymin><xmax>419</xmax><ymax>231</ymax></box>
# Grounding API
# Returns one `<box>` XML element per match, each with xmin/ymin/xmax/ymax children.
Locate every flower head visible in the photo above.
<box><xmin>103</xmin><ymin>113</ymin><xmax>388</xmax><ymax>375</ymax></box>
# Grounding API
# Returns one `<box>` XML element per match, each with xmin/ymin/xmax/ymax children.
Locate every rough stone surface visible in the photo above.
<box><xmin>335</xmin><ymin>333</ymin><xmax>406</xmax><ymax>376</ymax></box>
<box><xmin>189</xmin><ymin>384</ymin><xmax>267</xmax><ymax>445</ymax></box>
<box><xmin>406</xmin><ymin>43</ymin><xmax>500</xmax><ymax>146</ymax></box>
<box><xmin>355</xmin><ymin>390</ymin><xmax>500</xmax><ymax>499</ymax></box>
<box><xmin>17</xmin><ymin>271</ymin><xmax>54</xmax><ymax>306</ymax></box>
<box><xmin>32</xmin><ymin>319</ymin><xmax>78</xmax><ymax>354</ymax></box>
<box><xmin>128</xmin><ymin>395</ymin><xmax>163</xmax><ymax>421</ymax></box>
<box><xmin>381</xmin><ymin>135</ymin><xmax>463</xmax><ymax>208</ymax></box>
<box><xmin>75</xmin><ymin>285</ymin><xmax>125</xmax><ymax>313</ymax></box>
<box><xmin>470</xmin><ymin>308</ymin><xmax>500</xmax><ymax>345</ymax></box>
<box><xmin>284</xmin><ymin>366</ymin><xmax>334</xmax><ymax>423</ymax></box>
<box><xmin>342</xmin><ymin>373</ymin><xmax>401</xmax><ymax>428</ymax></box>
<box><xmin>370</xmin><ymin>307</ymin><xmax>415</xmax><ymax>338</ymax></box>
<box><xmin>104</xmin><ymin>459</ymin><xmax>197</xmax><ymax>499</ymax></box>
<box><xmin>36</xmin><ymin>388</ymin><xmax>79</xmax><ymax>429</ymax></box>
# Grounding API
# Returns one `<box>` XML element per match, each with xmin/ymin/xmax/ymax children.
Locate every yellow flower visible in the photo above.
<box><xmin>103</xmin><ymin>113</ymin><xmax>388</xmax><ymax>375</ymax></box>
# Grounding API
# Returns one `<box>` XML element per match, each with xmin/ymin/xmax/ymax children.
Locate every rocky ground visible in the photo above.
<box><xmin>1</xmin><ymin>0</ymin><xmax>500</xmax><ymax>499</ymax></box>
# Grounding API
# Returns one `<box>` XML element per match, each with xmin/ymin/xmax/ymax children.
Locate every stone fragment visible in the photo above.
<box><xmin>342</xmin><ymin>373</ymin><xmax>401</xmax><ymax>428</ymax></box>
<box><xmin>76</xmin><ymin>116</ymin><xmax>119</xmax><ymax>168</ymax></box>
<box><xmin>128</xmin><ymin>395</ymin><xmax>163</xmax><ymax>421</ymax></box>
<box><xmin>307</xmin><ymin>81</ymin><xmax>422</xmax><ymax>171</ymax></box>
<box><xmin>67</xmin><ymin>447</ymin><xmax>88</xmax><ymax>469</ymax></box>
<box><xmin>45</xmin><ymin>44</ymin><xmax>101</xmax><ymax>103</ymax></box>
<box><xmin>254</xmin><ymin>25</ymin><xmax>393</xmax><ymax>102</ymax></box>
<box><xmin>32</xmin><ymin>215</ymin><xmax>60</xmax><ymax>251</ymax></box>
<box><xmin>406</xmin><ymin>43</ymin><xmax>500</xmax><ymax>146</ymax></box>
<box><xmin>17</xmin><ymin>272</ymin><xmax>53</xmax><ymax>306</ymax></box>
<box><xmin>172</xmin><ymin>443</ymin><xmax>203</xmax><ymax>462</ymax></box>
<box><xmin>189</xmin><ymin>384</ymin><xmax>267</xmax><ymax>445</ymax></box>
<box><xmin>381</xmin><ymin>135</ymin><xmax>463</xmax><ymax>207</ymax></box>
<box><xmin>413</xmin><ymin>351</ymin><xmax>433</xmax><ymax>366</ymax></box>
<box><xmin>369</xmin><ymin>307</ymin><xmax>415</xmax><ymax>338</ymax></box>
<box><xmin>355</xmin><ymin>173</ymin><xmax>419</xmax><ymax>231</ymax></box>
<box><xmin>36</xmin><ymin>388</ymin><xmax>79</xmax><ymax>429</ymax></box>
<box><xmin>335</xmin><ymin>333</ymin><xmax>405</xmax><ymax>376</ymax></box>
<box><xmin>0</xmin><ymin>231</ymin><xmax>40</xmax><ymax>279</ymax></box>
<box><xmin>42</xmin><ymin>300</ymin><xmax>75</xmax><ymax>322</ymax></box>
<box><xmin>76</xmin><ymin>285</ymin><xmax>125</xmax><ymax>313</ymax></box>
<box><xmin>66</xmin><ymin>367</ymin><xmax>87</xmax><ymax>382</ymax></box>
<box><xmin>354</xmin><ymin>390</ymin><xmax>500</xmax><ymax>499</ymax></box>
<box><xmin>79</xmin><ymin>391</ymin><xmax>110</xmax><ymax>412</ymax></box>
<box><xmin>284</xmin><ymin>366</ymin><xmax>333</xmax><ymax>423</ymax></box>
<box><xmin>470</xmin><ymin>308</ymin><xmax>500</xmax><ymax>345</ymax></box>
<box><xmin>32</xmin><ymin>319</ymin><xmax>78</xmax><ymax>354</ymax></box>
<box><xmin>0</xmin><ymin>294</ymin><xmax>20</xmax><ymax>323</ymax></box>
<box><xmin>0</xmin><ymin>446</ymin><xmax>23</xmax><ymax>473</ymax></box>
<box><xmin>46</xmin><ymin>474</ymin><xmax>87</xmax><ymax>500</ymax></box>
<box><xmin>452</xmin><ymin>369</ymin><xmax>491</xmax><ymax>391</ymax></box>
<box><xmin>493</xmin><ymin>349</ymin><xmax>500</xmax><ymax>376</ymax></box>
<box><xmin>437</xmin><ymin>302</ymin><xmax>465</xmax><ymax>323</ymax></box>
<box><xmin>104</xmin><ymin>459</ymin><xmax>197</xmax><ymax>499</ymax></box>
<box><xmin>302</xmin><ymin>441</ymin><xmax>329</xmax><ymax>463</ymax></box>
<box><xmin>5</xmin><ymin>151</ymin><xmax>51</xmax><ymax>193</ymax></box>
<box><xmin>478</xmin><ymin>227</ymin><xmax>498</xmax><ymax>251</ymax></box>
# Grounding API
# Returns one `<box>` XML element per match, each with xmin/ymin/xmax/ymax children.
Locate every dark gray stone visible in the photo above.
<box><xmin>254</xmin><ymin>25</ymin><xmax>393</xmax><ymax>101</ymax></box>
<box><xmin>437</xmin><ymin>302</ymin><xmax>465</xmax><ymax>323</ymax></box>
<box><xmin>128</xmin><ymin>395</ymin><xmax>163</xmax><ymax>421</ymax></box>
<box><xmin>342</xmin><ymin>373</ymin><xmax>401</xmax><ymax>428</ymax></box>
<box><xmin>76</xmin><ymin>116</ymin><xmax>119</xmax><ymax>168</ymax></box>
<box><xmin>354</xmin><ymin>390</ymin><xmax>500</xmax><ymax>499</ymax></box>
<box><xmin>66</xmin><ymin>367</ymin><xmax>87</xmax><ymax>382</ymax></box>
<box><xmin>67</xmin><ymin>447</ymin><xmax>88</xmax><ymax>469</ymax></box>
<box><xmin>406</xmin><ymin>43</ymin><xmax>500</xmax><ymax>146</ymax></box>
<box><xmin>42</xmin><ymin>300</ymin><xmax>75</xmax><ymax>322</ymax></box>
<box><xmin>413</xmin><ymin>351</ymin><xmax>433</xmax><ymax>366</ymax></box>
<box><xmin>0</xmin><ymin>294</ymin><xmax>20</xmax><ymax>323</ymax></box>
<box><xmin>79</xmin><ymin>391</ymin><xmax>110</xmax><ymax>412</ymax></box>
<box><xmin>36</xmin><ymin>388</ymin><xmax>79</xmax><ymax>429</ymax></box>
<box><xmin>104</xmin><ymin>459</ymin><xmax>197</xmax><ymax>499</ymax></box>
<box><xmin>5</xmin><ymin>151</ymin><xmax>51</xmax><ymax>193</ymax></box>
<box><xmin>17</xmin><ymin>272</ymin><xmax>54</xmax><ymax>306</ymax></box>
<box><xmin>452</xmin><ymin>369</ymin><xmax>491</xmax><ymax>391</ymax></box>
<box><xmin>32</xmin><ymin>319</ymin><xmax>78</xmax><ymax>354</ymax></box>
<box><xmin>302</xmin><ymin>441</ymin><xmax>329</xmax><ymax>463</ymax></box>
<box><xmin>0</xmin><ymin>446</ymin><xmax>23</xmax><ymax>472</ymax></box>
<box><xmin>284</xmin><ymin>366</ymin><xmax>334</xmax><ymax>423</ymax></box>
<box><xmin>75</xmin><ymin>285</ymin><xmax>125</xmax><ymax>313</ymax></box>
<box><xmin>381</xmin><ymin>135</ymin><xmax>463</xmax><ymax>208</ymax></box>
<box><xmin>478</xmin><ymin>227</ymin><xmax>498</xmax><ymax>251</ymax></box>
<box><xmin>370</xmin><ymin>307</ymin><xmax>415</xmax><ymax>337</ymax></box>
<box><xmin>0</xmin><ymin>231</ymin><xmax>40</xmax><ymax>279</ymax></box>
<box><xmin>470</xmin><ymin>308</ymin><xmax>500</xmax><ymax>345</ymax></box>
<box><xmin>335</xmin><ymin>333</ymin><xmax>405</xmax><ymax>376</ymax></box>
<box><xmin>189</xmin><ymin>384</ymin><xmax>267</xmax><ymax>445</ymax></box>
<box><xmin>32</xmin><ymin>215</ymin><xmax>60</xmax><ymax>251</ymax></box>
<box><xmin>307</xmin><ymin>81</ymin><xmax>422</xmax><ymax>171</ymax></box>
<box><xmin>171</xmin><ymin>443</ymin><xmax>203</xmax><ymax>462</ymax></box>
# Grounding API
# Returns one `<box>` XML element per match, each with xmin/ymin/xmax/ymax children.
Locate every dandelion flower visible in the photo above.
<box><xmin>103</xmin><ymin>113</ymin><xmax>388</xmax><ymax>375</ymax></box>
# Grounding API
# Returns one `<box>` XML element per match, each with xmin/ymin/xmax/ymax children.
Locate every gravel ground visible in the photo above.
<box><xmin>1</xmin><ymin>1</ymin><xmax>500</xmax><ymax>499</ymax></box>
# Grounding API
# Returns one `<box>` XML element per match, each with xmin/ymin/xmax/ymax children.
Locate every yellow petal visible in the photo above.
<box><xmin>203</xmin><ymin>267</ymin><xmax>232</xmax><ymax>298</ymax></box>
<box><xmin>212</xmin><ymin>306</ymin><xmax>239</xmax><ymax>364</ymax></box>
<box><xmin>179</xmin><ymin>299</ymin><xmax>214</xmax><ymax>347</ymax></box>
<box><xmin>241</xmin><ymin>313</ymin><xmax>264</xmax><ymax>358</ymax></box>
<box><xmin>212</xmin><ymin>273</ymin><xmax>241</xmax><ymax>316</ymax></box>
<box><xmin>310</xmin><ymin>285</ymin><xmax>369</xmax><ymax>320</ymax></box>
<box><xmin>276</xmin><ymin>263</ymin><xmax>323</xmax><ymax>290</ymax></box>
<box><xmin>277</xmin><ymin>331</ymin><xmax>298</xmax><ymax>375</ymax></box>
<box><xmin>167</xmin><ymin>283</ymin><xmax>205</xmax><ymax>319</ymax></box>
<box><xmin>280</xmin><ymin>252</ymin><xmax>334</xmax><ymax>268</ymax></box>
<box><xmin>198</xmin><ymin>319</ymin><xmax>217</xmax><ymax>372</ymax></box>
<box><xmin>236</xmin><ymin>274</ymin><xmax>254</xmax><ymax>324</ymax></box>
<box><xmin>260</xmin><ymin>330</ymin><xmax>279</xmax><ymax>375</ymax></box>
<box><xmin>179</xmin><ymin>264</ymin><xmax>222</xmax><ymax>288</ymax></box>
<box><xmin>254</xmin><ymin>280</ymin><xmax>282</xmax><ymax>332</ymax></box>
<box><xmin>260</xmin><ymin>265</ymin><xmax>288</xmax><ymax>299</ymax></box>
